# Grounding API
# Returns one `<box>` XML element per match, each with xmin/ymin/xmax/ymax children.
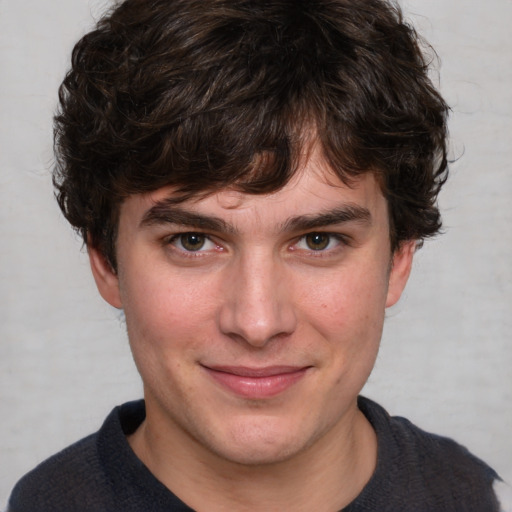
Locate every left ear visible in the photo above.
<box><xmin>385</xmin><ymin>240</ymin><xmax>416</xmax><ymax>308</ymax></box>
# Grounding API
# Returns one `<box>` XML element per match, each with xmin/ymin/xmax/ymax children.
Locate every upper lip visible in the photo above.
<box><xmin>202</xmin><ymin>365</ymin><xmax>310</xmax><ymax>378</ymax></box>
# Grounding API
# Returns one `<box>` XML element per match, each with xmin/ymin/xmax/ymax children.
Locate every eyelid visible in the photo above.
<box><xmin>165</xmin><ymin>232</ymin><xmax>222</xmax><ymax>254</ymax></box>
<box><xmin>162</xmin><ymin>229</ymin><xmax>351</xmax><ymax>258</ymax></box>
<box><xmin>292</xmin><ymin>232</ymin><xmax>350</xmax><ymax>253</ymax></box>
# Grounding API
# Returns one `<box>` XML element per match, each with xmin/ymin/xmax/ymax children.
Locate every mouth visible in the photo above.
<box><xmin>201</xmin><ymin>365</ymin><xmax>311</xmax><ymax>399</ymax></box>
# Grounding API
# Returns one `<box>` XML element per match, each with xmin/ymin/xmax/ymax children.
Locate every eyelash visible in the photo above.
<box><xmin>292</xmin><ymin>232</ymin><xmax>349</xmax><ymax>256</ymax></box>
<box><xmin>164</xmin><ymin>231</ymin><xmax>349</xmax><ymax>258</ymax></box>
<box><xmin>165</xmin><ymin>232</ymin><xmax>221</xmax><ymax>256</ymax></box>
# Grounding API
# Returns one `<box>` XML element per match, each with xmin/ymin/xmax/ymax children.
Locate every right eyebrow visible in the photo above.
<box><xmin>139</xmin><ymin>202</ymin><xmax>236</xmax><ymax>234</ymax></box>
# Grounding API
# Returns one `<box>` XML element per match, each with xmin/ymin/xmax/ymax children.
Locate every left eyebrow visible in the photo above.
<box><xmin>139</xmin><ymin>199</ymin><xmax>371</xmax><ymax>234</ymax></box>
<box><xmin>281</xmin><ymin>205</ymin><xmax>372</xmax><ymax>232</ymax></box>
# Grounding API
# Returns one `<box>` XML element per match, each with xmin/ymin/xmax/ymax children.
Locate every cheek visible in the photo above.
<box><xmin>120</xmin><ymin>274</ymin><xmax>204</xmax><ymax>397</ymax></box>
<box><xmin>301</xmin><ymin>264</ymin><xmax>389</xmax><ymax>343</ymax></box>
<box><xmin>119</xmin><ymin>266</ymin><xmax>214</xmax><ymax>357</ymax></box>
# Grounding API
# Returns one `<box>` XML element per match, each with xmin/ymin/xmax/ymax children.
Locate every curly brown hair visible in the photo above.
<box><xmin>54</xmin><ymin>0</ymin><xmax>449</xmax><ymax>269</ymax></box>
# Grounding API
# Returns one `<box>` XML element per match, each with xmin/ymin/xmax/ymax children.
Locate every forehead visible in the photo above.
<box><xmin>119</xmin><ymin>155</ymin><xmax>389</xmax><ymax>237</ymax></box>
<box><xmin>192</xmin><ymin>169</ymin><xmax>381</xmax><ymax>218</ymax></box>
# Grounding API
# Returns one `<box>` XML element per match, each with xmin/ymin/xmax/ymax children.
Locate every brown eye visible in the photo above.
<box><xmin>180</xmin><ymin>233</ymin><xmax>206</xmax><ymax>251</ymax></box>
<box><xmin>305</xmin><ymin>233</ymin><xmax>330</xmax><ymax>251</ymax></box>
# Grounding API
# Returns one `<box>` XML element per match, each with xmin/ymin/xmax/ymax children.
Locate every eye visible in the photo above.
<box><xmin>170</xmin><ymin>232</ymin><xmax>216</xmax><ymax>252</ymax></box>
<box><xmin>304</xmin><ymin>233</ymin><xmax>330</xmax><ymax>251</ymax></box>
<box><xmin>295</xmin><ymin>232</ymin><xmax>344</xmax><ymax>252</ymax></box>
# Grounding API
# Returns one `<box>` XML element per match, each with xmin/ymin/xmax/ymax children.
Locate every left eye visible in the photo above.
<box><xmin>296</xmin><ymin>233</ymin><xmax>340</xmax><ymax>251</ymax></box>
<box><xmin>171</xmin><ymin>233</ymin><xmax>216</xmax><ymax>252</ymax></box>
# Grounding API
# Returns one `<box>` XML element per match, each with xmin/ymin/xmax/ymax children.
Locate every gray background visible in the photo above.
<box><xmin>1</xmin><ymin>0</ymin><xmax>511</xmax><ymax>505</ymax></box>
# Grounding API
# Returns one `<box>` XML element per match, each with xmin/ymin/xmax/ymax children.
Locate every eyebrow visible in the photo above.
<box><xmin>140</xmin><ymin>201</ymin><xmax>372</xmax><ymax>234</ymax></box>
<box><xmin>140</xmin><ymin>201</ymin><xmax>235</xmax><ymax>233</ymax></box>
<box><xmin>280</xmin><ymin>205</ymin><xmax>372</xmax><ymax>232</ymax></box>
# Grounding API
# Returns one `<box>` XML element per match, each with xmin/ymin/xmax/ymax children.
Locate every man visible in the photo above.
<box><xmin>7</xmin><ymin>0</ymin><xmax>508</xmax><ymax>510</ymax></box>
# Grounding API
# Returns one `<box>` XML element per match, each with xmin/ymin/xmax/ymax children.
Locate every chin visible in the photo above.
<box><xmin>202</xmin><ymin>416</ymin><xmax>321</xmax><ymax>467</ymax></box>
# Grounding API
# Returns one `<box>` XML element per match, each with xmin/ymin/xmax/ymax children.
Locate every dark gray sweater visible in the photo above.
<box><xmin>8</xmin><ymin>397</ymin><xmax>501</xmax><ymax>511</ymax></box>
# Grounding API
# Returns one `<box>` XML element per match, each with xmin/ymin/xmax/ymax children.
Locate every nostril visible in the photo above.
<box><xmin>218</xmin><ymin>300</ymin><xmax>297</xmax><ymax>348</ymax></box>
<box><xmin>218</xmin><ymin>258</ymin><xmax>297</xmax><ymax>347</ymax></box>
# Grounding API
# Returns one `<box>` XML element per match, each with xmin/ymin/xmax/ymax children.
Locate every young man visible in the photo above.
<box><xmin>7</xmin><ymin>0</ymin><xmax>507</xmax><ymax>510</ymax></box>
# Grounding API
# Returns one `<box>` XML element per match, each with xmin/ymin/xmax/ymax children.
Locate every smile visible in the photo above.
<box><xmin>201</xmin><ymin>365</ymin><xmax>310</xmax><ymax>399</ymax></box>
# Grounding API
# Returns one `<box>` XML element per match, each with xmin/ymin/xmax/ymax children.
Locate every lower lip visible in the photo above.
<box><xmin>204</xmin><ymin>367</ymin><xmax>309</xmax><ymax>399</ymax></box>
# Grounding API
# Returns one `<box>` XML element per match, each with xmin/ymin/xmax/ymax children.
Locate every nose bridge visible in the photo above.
<box><xmin>219</xmin><ymin>248</ymin><xmax>296</xmax><ymax>347</ymax></box>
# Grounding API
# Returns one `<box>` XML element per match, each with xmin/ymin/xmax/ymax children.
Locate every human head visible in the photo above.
<box><xmin>53</xmin><ymin>0</ymin><xmax>449</xmax><ymax>269</ymax></box>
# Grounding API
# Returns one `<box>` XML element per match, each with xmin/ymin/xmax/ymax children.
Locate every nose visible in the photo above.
<box><xmin>218</xmin><ymin>252</ymin><xmax>297</xmax><ymax>348</ymax></box>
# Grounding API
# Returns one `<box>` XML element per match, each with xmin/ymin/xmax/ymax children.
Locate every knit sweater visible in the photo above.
<box><xmin>8</xmin><ymin>397</ymin><xmax>502</xmax><ymax>511</ymax></box>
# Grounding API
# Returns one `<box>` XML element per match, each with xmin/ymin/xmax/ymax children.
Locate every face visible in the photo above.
<box><xmin>90</xmin><ymin>146</ymin><xmax>414</xmax><ymax>467</ymax></box>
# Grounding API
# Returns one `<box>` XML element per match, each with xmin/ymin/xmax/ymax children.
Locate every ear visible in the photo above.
<box><xmin>385</xmin><ymin>240</ymin><xmax>416</xmax><ymax>308</ymax></box>
<box><xmin>88</xmin><ymin>245</ymin><xmax>123</xmax><ymax>309</ymax></box>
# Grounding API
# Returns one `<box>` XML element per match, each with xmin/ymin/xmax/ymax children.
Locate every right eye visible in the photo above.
<box><xmin>169</xmin><ymin>233</ymin><xmax>216</xmax><ymax>252</ymax></box>
<box><xmin>302</xmin><ymin>233</ymin><xmax>331</xmax><ymax>251</ymax></box>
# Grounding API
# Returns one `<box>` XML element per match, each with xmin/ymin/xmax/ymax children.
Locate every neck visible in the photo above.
<box><xmin>128</xmin><ymin>400</ymin><xmax>377</xmax><ymax>511</ymax></box>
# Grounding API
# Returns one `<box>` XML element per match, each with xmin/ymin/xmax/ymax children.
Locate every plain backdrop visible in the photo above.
<box><xmin>1</xmin><ymin>0</ymin><xmax>511</xmax><ymax>505</ymax></box>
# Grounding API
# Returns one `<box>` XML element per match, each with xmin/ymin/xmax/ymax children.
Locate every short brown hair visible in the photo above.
<box><xmin>54</xmin><ymin>0</ymin><xmax>449</xmax><ymax>268</ymax></box>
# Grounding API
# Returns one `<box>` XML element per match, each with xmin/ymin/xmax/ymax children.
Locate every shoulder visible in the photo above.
<box><xmin>391</xmin><ymin>414</ymin><xmax>498</xmax><ymax>499</ymax></box>
<box><xmin>7</xmin><ymin>401</ymin><xmax>146</xmax><ymax>512</ymax></box>
<box><xmin>7</xmin><ymin>432</ymin><xmax>110</xmax><ymax>511</ymax></box>
<box><xmin>357</xmin><ymin>397</ymin><xmax>501</xmax><ymax>511</ymax></box>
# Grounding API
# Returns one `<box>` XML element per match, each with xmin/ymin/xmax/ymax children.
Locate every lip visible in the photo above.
<box><xmin>202</xmin><ymin>365</ymin><xmax>310</xmax><ymax>399</ymax></box>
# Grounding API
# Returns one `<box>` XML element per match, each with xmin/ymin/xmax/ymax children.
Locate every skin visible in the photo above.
<box><xmin>89</xmin><ymin>145</ymin><xmax>415</xmax><ymax>511</ymax></box>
